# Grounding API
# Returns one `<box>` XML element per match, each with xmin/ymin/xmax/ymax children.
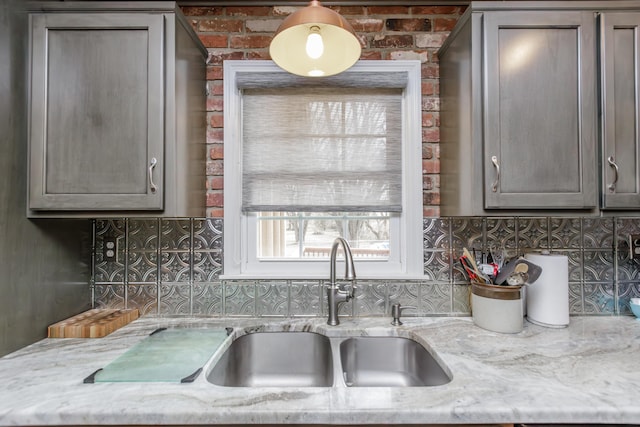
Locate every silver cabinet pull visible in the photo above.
<box><xmin>607</xmin><ymin>156</ymin><xmax>619</xmax><ymax>193</ymax></box>
<box><xmin>491</xmin><ymin>155</ymin><xmax>500</xmax><ymax>193</ymax></box>
<box><xmin>148</xmin><ymin>157</ymin><xmax>158</xmax><ymax>194</ymax></box>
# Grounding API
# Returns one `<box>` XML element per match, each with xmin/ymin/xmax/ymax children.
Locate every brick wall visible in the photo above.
<box><xmin>180</xmin><ymin>5</ymin><xmax>467</xmax><ymax>218</ymax></box>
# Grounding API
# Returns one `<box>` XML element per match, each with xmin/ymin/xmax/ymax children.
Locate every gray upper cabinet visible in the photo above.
<box><xmin>483</xmin><ymin>11</ymin><xmax>597</xmax><ymax>210</ymax></box>
<box><xmin>600</xmin><ymin>12</ymin><xmax>640</xmax><ymax>209</ymax></box>
<box><xmin>439</xmin><ymin>1</ymin><xmax>640</xmax><ymax>216</ymax></box>
<box><xmin>27</xmin><ymin>2</ymin><xmax>207</xmax><ymax>218</ymax></box>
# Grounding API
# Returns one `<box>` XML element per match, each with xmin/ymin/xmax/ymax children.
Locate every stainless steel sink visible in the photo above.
<box><xmin>207</xmin><ymin>331</ymin><xmax>451</xmax><ymax>388</ymax></box>
<box><xmin>339</xmin><ymin>336</ymin><xmax>451</xmax><ymax>387</ymax></box>
<box><xmin>207</xmin><ymin>332</ymin><xmax>334</xmax><ymax>387</ymax></box>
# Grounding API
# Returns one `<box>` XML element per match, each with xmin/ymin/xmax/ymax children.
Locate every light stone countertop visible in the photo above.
<box><xmin>0</xmin><ymin>315</ymin><xmax>639</xmax><ymax>426</ymax></box>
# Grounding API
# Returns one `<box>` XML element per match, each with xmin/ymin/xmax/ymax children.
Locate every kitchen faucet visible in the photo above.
<box><xmin>326</xmin><ymin>237</ymin><xmax>356</xmax><ymax>326</ymax></box>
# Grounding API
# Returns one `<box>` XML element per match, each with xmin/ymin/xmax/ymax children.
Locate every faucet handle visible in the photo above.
<box><xmin>343</xmin><ymin>282</ymin><xmax>356</xmax><ymax>296</ymax></box>
<box><xmin>391</xmin><ymin>303</ymin><xmax>417</xmax><ymax>326</ymax></box>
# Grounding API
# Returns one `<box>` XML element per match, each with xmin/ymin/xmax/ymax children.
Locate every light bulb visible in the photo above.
<box><xmin>305</xmin><ymin>26</ymin><xmax>324</xmax><ymax>59</ymax></box>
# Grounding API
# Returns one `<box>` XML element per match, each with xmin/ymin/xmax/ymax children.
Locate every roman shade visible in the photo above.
<box><xmin>241</xmin><ymin>86</ymin><xmax>403</xmax><ymax>212</ymax></box>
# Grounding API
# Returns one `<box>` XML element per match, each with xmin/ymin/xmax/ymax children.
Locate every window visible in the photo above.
<box><xmin>223</xmin><ymin>60</ymin><xmax>423</xmax><ymax>279</ymax></box>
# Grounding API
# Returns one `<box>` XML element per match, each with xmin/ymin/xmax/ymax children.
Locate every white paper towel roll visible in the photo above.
<box><xmin>524</xmin><ymin>253</ymin><xmax>569</xmax><ymax>328</ymax></box>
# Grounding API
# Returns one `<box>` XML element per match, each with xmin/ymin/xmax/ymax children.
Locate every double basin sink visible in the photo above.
<box><xmin>207</xmin><ymin>332</ymin><xmax>451</xmax><ymax>388</ymax></box>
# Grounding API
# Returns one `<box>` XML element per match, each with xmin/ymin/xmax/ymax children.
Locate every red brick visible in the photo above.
<box><xmin>351</xmin><ymin>18</ymin><xmax>385</xmax><ymax>32</ymax></box>
<box><xmin>206</xmin><ymin>66</ymin><xmax>223</xmax><ymax>80</ymax></box>
<box><xmin>423</xmin><ymin>143</ymin><xmax>434</xmax><ymax>159</ymax></box>
<box><xmin>385</xmin><ymin>18</ymin><xmax>431</xmax><ymax>32</ymax></box>
<box><xmin>422</xmin><ymin>112</ymin><xmax>436</xmax><ymax>127</ymax></box>
<box><xmin>423</xmin><ymin>175</ymin><xmax>434</xmax><ymax>191</ymax></box>
<box><xmin>207</xmin><ymin>96</ymin><xmax>223</xmax><ymax>112</ymax></box>
<box><xmin>423</xmin><ymin>206</ymin><xmax>440</xmax><ymax>217</ymax></box>
<box><xmin>206</xmin><ymin>191</ymin><xmax>224</xmax><ymax>207</ymax></box>
<box><xmin>272</xmin><ymin>6</ymin><xmax>297</xmax><ymax>17</ymax></box>
<box><xmin>230</xmin><ymin>35</ymin><xmax>272</xmax><ymax>49</ymax></box>
<box><xmin>180</xmin><ymin>6</ymin><xmax>224</xmax><ymax>16</ymax></box>
<box><xmin>187</xmin><ymin>19</ymin><xmax>198</xmax><ymax>32</ymax></box>
<box><xmin>207</xmin><ymin>128</ymin><xmax>224</xmax><ymax>144</ymax></box>
<box><xmin>198</xmin><ymin>19</ymin><xmax>243</xmax><ymax>33</ymax></box>
<box><xmin>206</xmin><ymin>160</ymin><xmax>224</xmax><ymax>175</ymax></box>
<box><xmin>184</xmin><ymin>4</ymin><xmax>463</xmax><ymax>214</ymax></box>
<box><xmin>209</xmin><ymin>81</ymin><xmax>223</xmax><ymax>96</ymax></box>
<box><xmin>207</xmin><ymin>51</ymin><xmax>244</xmax><ymax>65</ymax></box>
<box><xmin>209</xmin><ymin>144</ymin><xmax>224</xmax><ymax>160</ymax></box>
<box><xmin>411</xmin><ymin>6</ymin><xmax>465</xmax><ymax>15</ymax></box>
<box><xmin>248</xmin><ymin>51</ymin><xmax>271</xmax><ymax>60</ymax></box>
<box><xmin>423</xmin><ymin>128</ymin><xmax>440</xmax><ymax>143</ymax></box>
<box><xmin>207</xmin><ymin>208</ymin><xmax>224</xmax><ymax>218</ymax></box>
<box><xmin>423</xmin><ymin>191</ymin><xmax>440</xmax><ymax>205</ymax></box>
<box><xmin>389</xmin><ymin>51</ymin><xmax>429</xmax><ymax>62</ymax></box>
<box><xmin>416</xmin><ymin>33</ymin><xmax>448</xmax><ymax>48</ymax></box>
<box><xmin>433</xmin><ymin>18</ymin><xmax>458</xmax><ymax>32</ymax></box>
<box><xmin>422</xmin><ymin>81</ymin><xmax>436</xmax><ymax>96</ymax></box>
<box><xmin>370</xmin><ymin>35</ymin><xmax>413</xmax><ymax>48</ymax></box>
<box><xmin>421</xmin><ymin>64</ymin><xmax>439</xmax><ymax>78</ymax></box>
<box><xmin>360</xmin><ymin>51</ymin><xmax>383</xmax><ymax>60</ymax></box>
<box><xmin>329</xmin><ymin>6</ymin><xmax>365</xmax><ymax>16</ymax></box>
<box><xmin>422</xmin><ymin>159</ymin><xmax>440</xmax><ymax>174</ymax></box>
<box><xmin>227</xmin><ymin>6</ymin><xmax>271</xmax><ymax>16</ymax></box>
<box><xmin>209</xmin><ymin>113</ymin><xmax>223</xmax><ymax>128</ymax></box>
<box><xmin>246</xmin><ymin>19</ymin><xmax>281</xmax><ymax>33</ymax></box>
<box><xmin>422</xmin><ymin>97</ymin><xmax>440</xmax><ymax>112</ymax></box>
<box><xmin>199</xmin><ymin>34</ymin><xmax>228</xmax><ymax>48</ymax></box>
<box><xmin>368</xmin><ymin>6</ymin><xmax>410</xmax><ymax>15</ymax></box>
<box><xmin>208</xmin><ymin>176</ymin><xmax>224</xmax><ymax>190</ymax></box>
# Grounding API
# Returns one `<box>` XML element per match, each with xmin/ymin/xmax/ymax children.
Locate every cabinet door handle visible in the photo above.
<box><xmin>607</xmin><ymin>156</ymin><xmax>619</xmax><ymax>193</ymax></box>
<box><xmin>491</xmin><ymin>155</ymin><xmax>500</xmax><ymax>193</ymax></box>
<box><xmin>149</xmin><ymin>157</ymin><xmax>158</xmax><ymax>194</ymax></box>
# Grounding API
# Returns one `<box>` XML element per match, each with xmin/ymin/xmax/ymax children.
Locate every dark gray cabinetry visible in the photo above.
<box><xmin>600</xmin><ymin>12</ymin><xmax>640</xmax><ymax>209</ymax></box>
<box><xmin>483</xmin><ymin>11</ymin><xmax>597</xmax><ymax>210</ymax></box>
<box><xmin>27</xmin><ymin>2</ymin><xmax>207</xmax><ymax>217</ymax></box>
<box><xmin>439</xmin><ymin>1</ymin><xmax>640</xmax><ymax>215</ymax></box>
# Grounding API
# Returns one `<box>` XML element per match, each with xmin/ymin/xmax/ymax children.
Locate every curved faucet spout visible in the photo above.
<box><xmin>327</xmin><ymin>237</ymin><xmax>356</xmax><ymax>326</ymax></box>
<box><xmin>329</xmin><ymin>237</ymin><xmax>356</xmax><ymax>283</ymax></box>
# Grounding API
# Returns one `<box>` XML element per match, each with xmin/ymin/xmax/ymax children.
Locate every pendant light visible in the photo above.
<box><xmin>269</xmin><ymin>0</ymin><xmax>361</xmax><ymax>77</ymax></box>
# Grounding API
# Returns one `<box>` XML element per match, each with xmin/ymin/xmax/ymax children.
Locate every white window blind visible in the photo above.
<box><xmin>241</xmin><ymin>87</ymin><xmax>403</xmax><ymax>212</ymax></box>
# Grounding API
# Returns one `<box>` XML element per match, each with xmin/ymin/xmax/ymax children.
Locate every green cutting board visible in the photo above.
<box><xmin>89</xmin><ymin>328</ymin><xmax>229</xmax><ymax>383</ymax></box>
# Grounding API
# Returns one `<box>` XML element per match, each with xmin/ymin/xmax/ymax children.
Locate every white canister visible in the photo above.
<box><xmin>524</xmin><ymin>253</ymin><xmax>569</xmax><ymax>328</ymax></box>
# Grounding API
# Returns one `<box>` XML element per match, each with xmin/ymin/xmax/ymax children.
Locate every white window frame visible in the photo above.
<box><xmin>222</xmin><ymin>60</ymin><xmax>423</xmax><ymax>279</ymax></box>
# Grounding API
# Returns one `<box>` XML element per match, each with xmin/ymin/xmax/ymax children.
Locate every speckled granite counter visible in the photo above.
<box><xmin>0</xmin><ymin>316</ymin><xmax>639</xmax><ymax>426</ymax></box>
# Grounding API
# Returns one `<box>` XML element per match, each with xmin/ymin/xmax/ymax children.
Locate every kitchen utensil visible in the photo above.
<box><xmin>463</xmin><ymin>248</ymin><xmax>489</xmax><ymax>284</ymax></box>
<box><xmin>506</xmin><ymin>272</ymin><xmax>528</xmax><ymax>286</ymax></box>
<box><xmin>495</xmin><ymin>257</ymin><xmax>542</xmax><ymax>285</ymax></box>
<box><xmin>489</xmin><ymin>245</ymin><xmax>505</xmax><ymax>270</ymax></box>
<box><xmin>460</xmin><ymin>256</ymin><xmax>482</xmax><ymax>283</ymax></box>
<box><xmin>86</xmin><ymin>328</ymin><xmax>230</xmax><ymax>383</ymax></box>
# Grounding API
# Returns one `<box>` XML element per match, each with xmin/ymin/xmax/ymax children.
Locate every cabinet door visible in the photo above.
<box><xmin>483</xmin><ymin>11</ymin><xmax>597</xmax><ymax>209</ymax></box>
<box><xmin>600</xmin><ymin>13</ymin><xmax>640</xmax><ymax>209</ymax></box>
<box><xmin>29</xmin><ymin>13</ymin><xmax>164</xmax><ymax>211</ymax></box>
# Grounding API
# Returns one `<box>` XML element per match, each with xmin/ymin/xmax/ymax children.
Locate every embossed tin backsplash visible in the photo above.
<box><xmin>92</xmin><ymin>217</ymin><xmax>640</xmax><ymax>317</ymax></box>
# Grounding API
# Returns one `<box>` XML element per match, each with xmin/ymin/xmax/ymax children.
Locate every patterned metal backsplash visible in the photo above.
<box><xmin>92</xmin><ymin>217</ymin><xmax>640</xmax><ymax>317</ymax></box>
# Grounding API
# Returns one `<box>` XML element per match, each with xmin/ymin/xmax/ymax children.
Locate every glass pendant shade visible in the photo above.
<box><xmin>269</xmin><ymin>0</ymin><xmax>361</xmax><ymax>77</ymax></box>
